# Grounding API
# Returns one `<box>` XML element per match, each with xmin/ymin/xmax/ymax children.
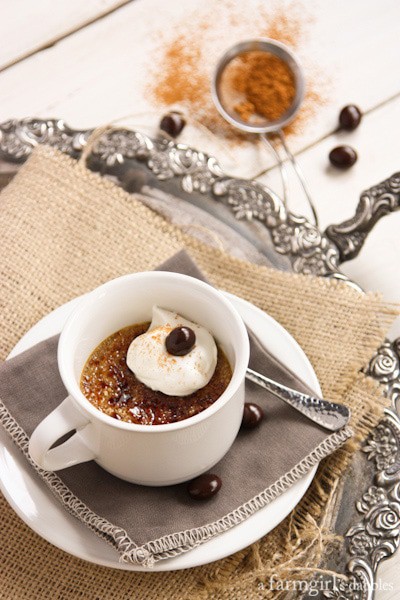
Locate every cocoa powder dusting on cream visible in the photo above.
<box><xmin>148</xmin><ymin>1</ymin><xmax>324</xmax><ymax>143</ymax></box>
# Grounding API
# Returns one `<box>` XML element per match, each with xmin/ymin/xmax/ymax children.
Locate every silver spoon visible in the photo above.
<box><xmin>246</xmin><ymin>368</ymin><xmax>351</xmax><ymax>432</ymax></box>
<box><xmin>211</xmin><ymin>38</ymin><xmax>319</xmax><ymax>226</ymax></box>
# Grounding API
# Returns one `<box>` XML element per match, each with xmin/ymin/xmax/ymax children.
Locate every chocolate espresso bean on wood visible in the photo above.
<box><xmin>329</xmin><ymin>145</ymin><xmax>357</xmax><ymax>169</ymax></box>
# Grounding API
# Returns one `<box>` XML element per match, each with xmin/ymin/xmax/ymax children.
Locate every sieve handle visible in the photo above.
<box><xmin>277</xmin><ymin>130</ymin><xmax>319</xmax><ymax>227</ymax></box>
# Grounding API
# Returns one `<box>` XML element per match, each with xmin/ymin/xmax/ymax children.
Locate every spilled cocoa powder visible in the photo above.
<box><xmin>147</xmin><ymin>1</ymin><xmax>324</xmax><ymax>143</ymax></box>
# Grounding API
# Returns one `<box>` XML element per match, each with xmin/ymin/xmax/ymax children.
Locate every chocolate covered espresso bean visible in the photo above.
<box><xmin>241</xmin><ymin>402</ymin><xmax>264</xmax><ymax>429</ymax></box>
<box><xmin>329</xmin><ymin>145</ymin><xmax>357</xmax><ymax>169</ymax></box>
<box><xmin>339</xmin><ymin>105</ymin><xmax>362</xmax><ymax>131</ymax></box>
<box><xmin>187</xmin><ymin>474</ymin><xmax>222</xmax><ymax>500</ymax></box>
<box><xmin>159</xmin><ymin>112</ymin><xmax>186</xmax><ymax>137</ymax></box>
<box><xmin>165</xmin><ymin>326</ymin><xmax>196</xmax><ymax>356</ymax></box>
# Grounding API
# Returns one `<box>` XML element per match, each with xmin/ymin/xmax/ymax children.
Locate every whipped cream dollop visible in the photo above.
<box><xmin>126</xmin><ymin>306</ymin><xmax>218</xmax><ymax>396</ymax></box>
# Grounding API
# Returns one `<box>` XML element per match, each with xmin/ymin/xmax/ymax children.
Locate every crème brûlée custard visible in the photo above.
<box><xmin>80</xmin><ymin>307</ymin><xmax>232</xmax><ymax>425</ymax></box>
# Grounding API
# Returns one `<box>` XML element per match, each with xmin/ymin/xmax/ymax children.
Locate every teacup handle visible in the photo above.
<box><xmin>29</xmin><ymin>395</ymin><xmax>97</xmax><ymax>471</ymax></box>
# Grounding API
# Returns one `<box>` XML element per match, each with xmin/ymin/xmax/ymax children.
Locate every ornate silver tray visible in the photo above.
<box><xmin>1</xmin><ymin>118</ymin><xmax>400</xmax><ymax>599</ymax></box>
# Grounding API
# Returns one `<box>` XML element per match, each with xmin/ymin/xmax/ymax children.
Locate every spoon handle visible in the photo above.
<box><xmin>245</xmin><ymin>368</ymin><xmax>351</xmax><ymax>432</ymax></box>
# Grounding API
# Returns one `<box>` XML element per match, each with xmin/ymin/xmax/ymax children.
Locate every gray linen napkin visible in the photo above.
<box><xmin>0</xmin><ymin>251</ymin><xmax>352</xmax><ymax>566</ymax></box>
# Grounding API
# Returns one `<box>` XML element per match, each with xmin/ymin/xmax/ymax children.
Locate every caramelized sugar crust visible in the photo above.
<box><xmin>80</xmin><ymin>323</ymin><xmax>232</xmax><ymax>425</ymax></box>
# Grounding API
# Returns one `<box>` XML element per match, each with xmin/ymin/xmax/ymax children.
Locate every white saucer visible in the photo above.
<box><xmin>0</xmin><ymin>292</ymin><xmax>320</xmax><ymax>571</ymax></box>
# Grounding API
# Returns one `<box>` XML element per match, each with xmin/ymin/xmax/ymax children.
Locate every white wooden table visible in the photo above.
<box><xmin>1</xmin><ymin>0</ymin><xmax>400</xmax><ymax>597</ymax></box>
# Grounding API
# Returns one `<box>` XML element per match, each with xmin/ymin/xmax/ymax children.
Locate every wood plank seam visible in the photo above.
<box><xmin>0</xmin><ymin>0</ymin><xmax>134</xmax><ymax>74</ymax></box>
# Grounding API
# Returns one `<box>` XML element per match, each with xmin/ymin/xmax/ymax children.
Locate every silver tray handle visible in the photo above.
<box><xmin>325</xmin><ymin>173</ymin><xmax>400</xmax><ymax>262</ymax></box>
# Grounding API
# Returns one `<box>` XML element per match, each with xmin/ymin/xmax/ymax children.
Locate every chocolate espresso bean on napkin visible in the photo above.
<box><xmin>0</xmin><ymin>251</ymin><xmax>352</xmax><ymax>566</ymax></box>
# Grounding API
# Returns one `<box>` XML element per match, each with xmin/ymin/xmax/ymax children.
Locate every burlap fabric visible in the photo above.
<box><xmin>0</xmin><ymin>145</ymin><xmax>397</xmax><ymax>599</ymax></box>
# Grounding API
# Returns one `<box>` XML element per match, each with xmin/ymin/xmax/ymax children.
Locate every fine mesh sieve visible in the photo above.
<box><xmin>212</xmin><ymin>38</ymin><xmax>318</xmax><ymax>226</ymax></box>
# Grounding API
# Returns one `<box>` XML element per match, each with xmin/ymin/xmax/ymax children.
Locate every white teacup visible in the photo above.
<box><xmin>29</xmin><ymin>272</ymin><xmax>250</xmax><ymax>486</ymax></box>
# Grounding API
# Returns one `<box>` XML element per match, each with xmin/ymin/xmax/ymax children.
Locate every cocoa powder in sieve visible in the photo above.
<box><xmin>224</xmin><ymin>51</ymin><xmax>297</xmax><ymax>124</ymax></box>
<box><xmin>148</xmin><ymin>1</ymin><xmax>323</xmax><ymax>142</ymax></box>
